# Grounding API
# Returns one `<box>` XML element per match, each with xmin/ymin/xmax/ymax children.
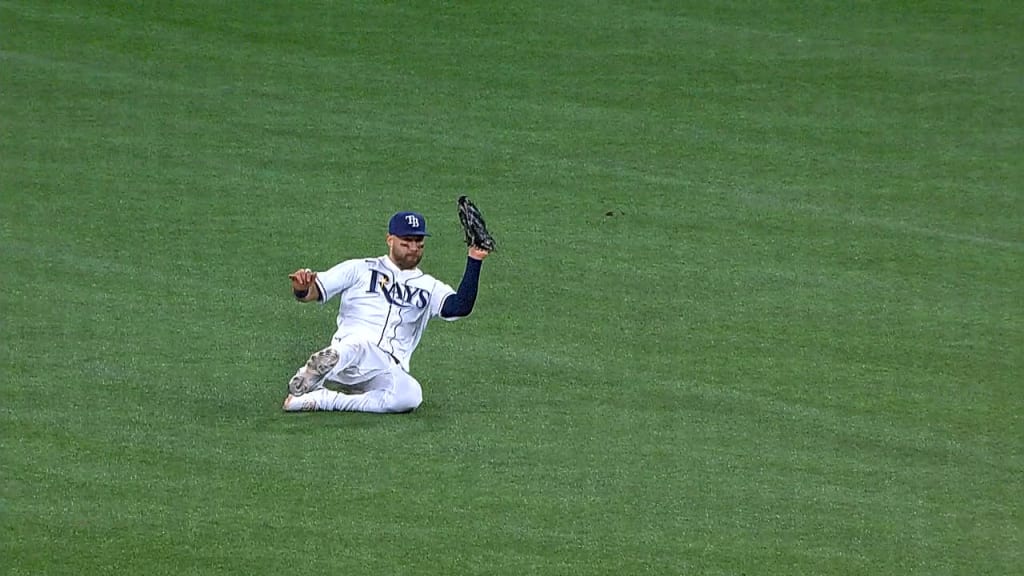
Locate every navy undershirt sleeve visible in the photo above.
<box><xmin>440</xmin><ymin>257</ymin><xmax>483</xmax><ymax>318</ymax></box>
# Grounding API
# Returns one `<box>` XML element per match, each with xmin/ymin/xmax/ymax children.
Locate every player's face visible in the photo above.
<box><xmin>387</xmin><ymin>234</ymin><xmax>426</xmax><ymax>270</ymax></box>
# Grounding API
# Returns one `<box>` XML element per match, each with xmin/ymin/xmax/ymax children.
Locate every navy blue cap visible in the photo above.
<box><xmin>388</xmin><ymin>211</ymin><xmax>430</xmax><ymax>236</ymax></box>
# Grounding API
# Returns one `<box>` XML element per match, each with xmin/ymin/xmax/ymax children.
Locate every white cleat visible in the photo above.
<box><xmin>288</xmin><ymin>347</ymin><xmax>340</xmax><ymax>396</ymax></box>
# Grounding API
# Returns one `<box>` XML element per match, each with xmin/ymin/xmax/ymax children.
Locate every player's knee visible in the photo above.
<box><xmin>387</xmin><ymin>387</ymin><xmax>422</xmax><ymax>413</ymax></box>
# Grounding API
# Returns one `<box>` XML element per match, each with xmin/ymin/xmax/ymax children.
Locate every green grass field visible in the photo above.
<box><xmin>2</xmin><ymin>1</ymin><xmax>1021</xmax><ymax>574</ymax></box>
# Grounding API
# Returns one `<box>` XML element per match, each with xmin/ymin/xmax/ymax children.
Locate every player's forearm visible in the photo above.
<box><xmin>440</xmin><ymin>257</ymin><xmax>483</xmax><ymax>318</ymax></box>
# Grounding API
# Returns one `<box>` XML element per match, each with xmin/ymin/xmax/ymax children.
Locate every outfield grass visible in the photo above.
<box><xmin>2</xmin><ymin>2</ymin><xmax>1021</xmax><ymax>575</ymax></box>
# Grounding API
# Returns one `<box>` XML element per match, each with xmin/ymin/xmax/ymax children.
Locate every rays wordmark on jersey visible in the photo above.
<box><xmin>366</xmin><ymin>270</ymin><xmax>430</xmax><ymax>309</ymax></box>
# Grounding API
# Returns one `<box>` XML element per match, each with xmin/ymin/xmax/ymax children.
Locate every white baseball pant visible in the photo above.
<box><xmin>284</xmin><ymin>337</ymin><xmax>423</xmax><ymax>413</ymax></box>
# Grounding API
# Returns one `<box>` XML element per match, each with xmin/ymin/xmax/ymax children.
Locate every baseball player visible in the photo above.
<box><xmin>282</xmin><ymin>210</ymin><xmax>490</xmax><ymax>413</ymax></box>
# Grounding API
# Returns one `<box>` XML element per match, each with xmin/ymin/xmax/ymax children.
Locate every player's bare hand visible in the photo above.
<box><xmin>289</xmin><ymin>268</ymin><xmax>317</xmax><ymax>290</ymax></box>
<box><xmin>468</xmin><ymin>247</ymin><xmax>490</xmax><ymax>261</ymax></box>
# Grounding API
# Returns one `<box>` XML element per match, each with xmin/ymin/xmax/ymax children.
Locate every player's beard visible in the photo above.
<box><xmin>393</xmin><ymin>250</ymin><xmax>422</xmax><ymax>270</ymax></box>
<box><xmin>402</xmin><ymin>253</ymin><xmax>422</xmax><ymax>269</ymax></box>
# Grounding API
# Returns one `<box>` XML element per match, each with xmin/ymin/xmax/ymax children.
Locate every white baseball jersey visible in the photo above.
<box><xmin>314</xmin><ymin>255</ymin><xmax>459</xmax><ymax>372</ymax></box>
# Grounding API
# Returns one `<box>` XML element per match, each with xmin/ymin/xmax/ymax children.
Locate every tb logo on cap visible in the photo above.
<box><xmin>389</xmin><ymin>211</ymin><xmax>430</xmax><ymax>236</ymax></box>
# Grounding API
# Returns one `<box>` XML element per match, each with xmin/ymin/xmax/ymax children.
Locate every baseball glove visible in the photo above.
<box><xmin>457</xmin><ymin>195</ymin><xmax>496</xmax><ymax>251</ymax></box>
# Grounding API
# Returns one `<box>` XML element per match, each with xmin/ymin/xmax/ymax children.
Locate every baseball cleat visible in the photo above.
<box><xmin>288</xmin><ymin>347</ymin><xmax>340</xmax><ymax>396</ymax></box>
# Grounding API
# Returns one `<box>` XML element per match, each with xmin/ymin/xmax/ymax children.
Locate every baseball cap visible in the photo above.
<box><xmin>388</xmin><ymin>211</ymin><xmax>431</xmax><ymax>236</ymax></box>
